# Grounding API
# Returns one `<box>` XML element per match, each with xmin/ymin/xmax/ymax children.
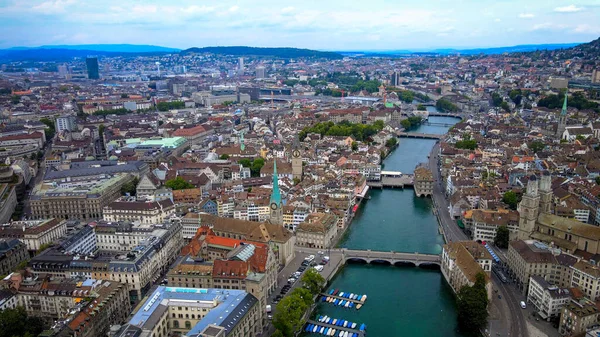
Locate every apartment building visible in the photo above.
<box><xmin>296</xmin><ymin>213</ymin><xmax>339</xmax><ymax>250</ymax></box>
<box><xmin>527</xmin><ymin>275</ymin><xmax>572</xmax><ymax>321</ymax></box>
<box><xmin>471</xmin><ymin>209</ymin><xmax>519</xmax><ymax>242</ymax></box>
<box><xmin>570</xmin><ymin>260</ymin><xmax>600</xmax><ymax>301</ymax></box>
<box><xmin>559</xmin><ymin>298</ymin><xmax>600</xmax><ymax>336</ymax></box>
<box><xmin>0</xmin><ymin>218</ymin><xmax>67</xmax><ymax>253</ymax></box>
<box><xmin>0</xmin><ymin>239</ymin><xmax>29</xmax><ymax>275</ymax></box>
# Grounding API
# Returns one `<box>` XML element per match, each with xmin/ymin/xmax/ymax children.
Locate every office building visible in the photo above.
<box><xmin>86</xmin><ymin>57</ymin><xmax>100</xmax><ymax>80</ymax></box>
<box><xmin>296</xmin><ymin>213</ymin><xmax>339</xmax><ymax>250</ymax></box>
<box><xmin>238</xmin><ymin>57</ymin><xmax>244</xmax><ymax>72</ymax></box>
<box><xmin>102</xmin><ymin>198</ymin><xmax>176</xmax><ymax>224</ymax></box>
<box><xmin>0</xmin><ymin>239</ymin><xmax>29</xmax><ymax>275</ymax></box>
<box><xmin>255</xmin><ymin>66</ymin><xmax>265</xmax><ymax>79</ymax></box>
<box><xmin>0</xmin><ymin>218</ymin><xmax>67</xmax><ymax>253</ymax></box>
<box><xmin>115</xmin><ymin>286</ymin><xmax>260</xmax><ymax>337</ymax></box>
<box><xmin>55</xmin><ymin>115</ymin><xmax>76</xmax><ymax>133</ymax></box>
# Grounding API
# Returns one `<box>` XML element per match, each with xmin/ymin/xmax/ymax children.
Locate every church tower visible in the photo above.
<box><xmin>269</xmin><ymin>160</ymin><xmax>283</xmax><ymax>225</ymax></box>
<box><xmin>517</xmin><ymin>175</ymin><xmax>540</xmax><ymax>240</ymax></box>
<box><xmin>539</xmin><ymin>170</ymin><xmax>553</xmax><ymax>215</ymax></box>
<box><xmin>292</xmin><ymin>148</ymin><xmax>302</xmax><ymax>182</ymax></box>
<box><xmin>556</xmin><ymin>94</ymin><xmax>568</xmax><ymax>138</ymax></box>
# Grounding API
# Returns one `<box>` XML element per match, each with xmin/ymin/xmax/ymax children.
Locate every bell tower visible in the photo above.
<box><xmin>539</xmin><ymin>171</ymin><xmax>553</xmax><ymax>215</ymax></box>
<box><xmin>518</xmin><ymin>175</ymin><xmax>540</xmax><ymax>240</ymax></box>
<box><xmin>292</xmin><ymin>148</ymin><xmax>302</xmax><ymax>182</ymax></box>
<box><xmin>556</xmin><ymin>94</ymin><xmax>568</xmax><ymax>139</ymax></box>
<box><xmin>269</xmin><ymin>160</ymin><xmax>283</xmax><ymax>225</ymax></box>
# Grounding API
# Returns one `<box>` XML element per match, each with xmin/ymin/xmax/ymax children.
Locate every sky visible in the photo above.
<box><xmin>0</xmin><ymin>0</ymin><xmax>599</xmax><ymax>50</ymax></box>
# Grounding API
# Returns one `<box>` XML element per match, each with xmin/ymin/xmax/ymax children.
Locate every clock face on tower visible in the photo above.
<box><xmin>293</xmin><ymin>150</ymin><xmax>300</xmax><ymax>158</ymax></box>
<box><xmin>271</xmin><ymin>202</ymin><xmax>278</xmax><ymax>210</ymax></box>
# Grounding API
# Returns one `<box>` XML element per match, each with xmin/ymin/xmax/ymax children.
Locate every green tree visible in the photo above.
<box><xmin>98</xmin><ymin>124</ymin><xmax>105</xmax><ymax>139</ymax></box>
<box><xmin>250</xmin><ymin>158</ymin><xmax>265</xmax><ymax>177</ymax></box>
<box><xmin>416</xmin><ymin>104</ymin><xmax>427</xmax><ymax>111</ymax></box>
<box><xmin>39</xmin><ymin>117</ymin><xmax>56</xmax><ymax>140</ymax></box>
<box><xmin>494</xmin><ymin>225</ymin><xmax>510</xmax><ymax>249</ymax></box>
<box><xmin>238</xmin><ymin>158</ymin><xmax>252</xmax><ymax>168</ymax></box>
<box><xmin>351</xmin><ymin>141</ymin><xmax>358</xmax><ymax>151</ymax></box>
<box><xmin>120</xmin><ymin>177</ymin><xmax>139</xmax><ymax>196</ymax></box>
<box><xmin>436</xmin><ymin>98</ymin><xmax>458</xmax><ymax>112</ymax></box>
<box><xmin>293</xmin><ymin>177</ymin><xmax>301</xmax><ymax>185</ymax></box>
<box><xmin>272</xmin><ymin>292</ymin><xmax>309</xmax><ymax>337</ymax></box>
<box><xmin>272</xmin><ymin>330</ymin><xmax>285</xmax><ymax>337</ymax></box>
<box><xmin>58</xmin><ymin>85</ymin><xmax>69</xmax><ymax>93</ymax></box>
<box><xmin>457</xmin><ymin>273</ymin><xmax>489</xmax><ymax>335</ymax></box>
<box><xmin>401</xmin><ymin>119</ymin><xmax>411</xmax><ymax>130</ymax></box>
<box><xmin>528</xmin><ymin>141</ymin><xmax>545</xmax><ymax>153</ymax></box>
<box><xmin>385</xmin><ymin>138</ymin><xmax>397</xmax><ymax>148</ymax></box>
<box><xmin>0</xmin><ymin>307</ymin><xmax>45</xmax><ymax>337</ymax></box>
<box><xmin>10</xmin><ymin>95</ymin><xmax>20</xmax><ymax>104</ymax></box>
<box><xmin>165</xmin><ymin>177</ymin><xmax>195</xmax><ymax>190</ymax></box>
<box><xmin>596</xmin><ymin>176</ymin><xmax>600</xmax><ymax>185</ymax></box>
<box><xmin>219</xmin><ymin>154</ymin><xmax>230</xmax><ymax>160</ymax></box>
<box><xmin>301</xmin><ymin>268</ymin><xmax>325</xmax><ymax>296</ymax></box>
<box><xmin>502</xmin><ymin>191</ymin><xmax>519</xmax><ymax>210</ymax></box>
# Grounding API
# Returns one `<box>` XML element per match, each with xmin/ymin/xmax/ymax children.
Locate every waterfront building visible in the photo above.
<box><xmin>0</xmin><ymin>239</ymin><xmax>29</xmax><ymax>275</ymax></box>
<box><xmin>507</xmin><ymin>240</ymin><xmax>577</xmax><ymax>294</ymax></box>
<box><xmin>29</xmin><ymin>174</ymin><xmax>136</xmax><ymax>220</ymax></box>
<box><xmin>414</xmin><ymin>165</ymin><xmax>434</xmax><ymax>197</ymax></box>
<box><xmin>559</xmin><ymin>298</ymin><xmax>600</xmax><ymax>336</ymax></box>
<box><xmin>102</xmin><ymin>197</ymin><xmax>176</xmax><ymax>224</ymax></box>
<box><xmin>527</xmin><ymin>275</ymin><xmax>572</xmax><ymax>321</ymax></box>
<box><xmin>0</xmin><ymin>218</ymin><xmax>67</xmax><ymax>253</ymax></box>
<box><xmin>114</xmin><ymin>286</ymin><xmax>261</xmax><ymax>337</ymax></box>
<box><xmin>295</xmin><ymin>213</ymin><xmax>339</xmax><ymax>250</ymax></box>
<box><xmin>441</xmin><ymin>241</ymin><xmax>493</xmax><ymax>301</ymax></box>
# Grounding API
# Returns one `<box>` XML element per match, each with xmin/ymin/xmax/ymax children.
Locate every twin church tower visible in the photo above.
<box><xmin>517</xmin><ymin>171</ymin><xmax>553</xmax><ymax>240</ymax></box>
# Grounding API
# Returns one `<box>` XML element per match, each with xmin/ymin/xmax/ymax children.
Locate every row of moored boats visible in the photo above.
<box><xmin>321</xmin><ymin>289</ymin><xmax>367</xmax><ymax>310</ymax></box>
<box><xmin>304</xmin><ymin>315</ymin><xmax>367</xmax><ymax>336</ymax></box>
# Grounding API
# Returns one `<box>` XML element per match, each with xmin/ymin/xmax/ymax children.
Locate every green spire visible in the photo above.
<box><xmin>240</xmin><ymin>131</ymin><xmax>245</xmax><ymax>152</ymax></box>
<box><xmin>561</xmin><ymin>93</ymin><xmax>568</xmax><ymax>116</ymax></box>
<box><xmin>270</xmin><ymin>160</ymin><xmax>281</xmax><ymax>205</ymax></box>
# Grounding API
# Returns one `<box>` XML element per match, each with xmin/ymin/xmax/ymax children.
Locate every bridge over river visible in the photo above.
<box><xmin>397</xmin><ymin>132</ymin><xmax>443</xmax><ymax>140</ymax></box>
<box><xmin>300</xmin><ymin>247</ymin><xmax>441</xmax><ymax>268</ymax></box>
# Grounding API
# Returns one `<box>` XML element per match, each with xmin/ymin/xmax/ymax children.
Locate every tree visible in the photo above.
<box><xmin>272</xmin><ymin>330</ymin><xmax>285</xmax><ymax>337</ymax></box>
<box><xmin>238</xmin><ymin>158</ymin><xmax>252</xmax><ymax>168</ymax></box>
<box><xmin>528</xmin><ymin>141</ymin><xmax>545</xmax><ymax>153</ymax></box>
<box><xmin>385</xmin><ymin>138</ymin><xmax>398</xmax><ymax>148</ymax></box>
<box><xmin>436</xmin><ymin>98</ymin><xmax>458</xmax><ymax>112</ymax></box>
<box><xmin>351</xmin><ymin>141</ymin><xmax>358</xmax><ymax>151</ymax></box>
<box><xmin>219</xmin><ymin>154</ymin><xmax>230</xmax><ymax>160</ymax></box>
<box><xmin>250</xmin><ymin>158</ymin><xmax>265</xmax><ymax>177</ymax></box>
<box><xmin>301</xmin><ymin>268</ymin><xmax>325</xmax><ymax>296</ymax></box>
<box><xmin>120</xmin><ymin>177</ymin><xmax>139</xmax><ymax>196</ymax></box>
<box><xmin>596</xmin><ymin>176</ymin><xmax>600</xmax><ymax>185</ymax></box>
<box><xmin>121</xmin><ymin>93</ymin><xmax>129</xmax><ymax>98</ymax></box>
<box><xmin>456</xmin><ymin>272</ymin><xmax>489</xmax><ymax>335</ymax></box>
<box><xmin>39</xmin><ymin>117</ymin><xmax>56</xmax><ymax>140</ymax></box>
<box><xmin>10</xmin><ymin>95</ymin><xmax>20</xmax><ymax>104</ymax></box>
<box><xmin>58</xmin><ymin>85</ymin><xmax>68</xmax><ymax>93</ymax></box>
<box><xmin>165</xmin><ymin>177</ymin><xmax>195</xmax><ymax>190</ymax></box>
<box><xmin>293</xmin><ymin>177</ymin><xmax>301</xmax><ymax>185</ymax></box>
<box><xmin>0</xmin><ymin>307</ymin><xmax>45</xmax><ymax>337</ymax></box>
<box><xmin>494</xmin><ymin>225</ymin><xmax>509</xmax><ymax>249</ymax></box>
<box><xmin>502</xmin><ymin>191</ymin><xmax>519</xmax><ymax>210</ymax></box>
<box><xmin>98</xmin><ymin>124</ymin><xmax>105</xmax><ymax>139</ymax></box>
<box><xmin>272</xmin><ymin>292</ymin><xmax>309</xmax><ymax>337</ymax></box>
<box><xmin>416</xmin><ymin>104</ymin><xmax>427</xmax><ymax>111</ymax></box>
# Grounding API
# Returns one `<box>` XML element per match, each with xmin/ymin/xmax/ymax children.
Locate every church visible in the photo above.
<box><xmin>517</xmin><ymin>171</ymin><xmax>600</xmax><ymax>257</ymax></box>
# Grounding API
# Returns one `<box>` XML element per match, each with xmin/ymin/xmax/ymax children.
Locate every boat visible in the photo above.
<box><xmin>339</xmin><ymin>292</ymin><xmax>344</xmax><ymax>297</ymax></box>
<box><xmin>329</xmin><ymin>289</ymin><xmax>335</xmax><ymax>295</ymax></box>
<box><xmin>336</xmin><ymin>320</ymin><xmax>342</xmax><ymax>326</ymax></box>
<box><xmin>313</xmin><ymin>325</ymin><xmax>318</xmax><ymax>333</ymax></box>
<box><xmin>333</xmin><ymin>299</ymin><xmax>338</xmax><ymax>305</ymax></box>
<box><xmin>351</xmin><ymin>323</ymin><xmax>357</xmax><ymax>329</ymax></box>
<box><xmin>361</xmin><ymin>295</ymin><xmax>367</xmax><ymax>302</ymax></box>
<box><xmin>359</xmin><ymin>323</ymin><xmax>366</xmax><ymax>331</ymax></box>
<box><xmin>321</xmin><ymin>296</ymin><xmax>327</xmax><ymax>302</ymax></box>
<box><xmin>349</xmin><ymin>302</ymin><xmax>354</xmax><ymax>308</ymax></box>
<box><xmin>330</xmin><ymin>329</ymin><xmax>336</xmax><ymax>336</ymax></box>
<box><xmin>338</xmin><ymin>331</ymin><xmax>344</xmax><ymax>337</ymax></box>
<box><xmin>344</xmin><ymin>332</ymin><xmax>349</xmax><ymax>337</ymax></box>
<box><xmin>318</xmin><ymin>315</ymin><xmax>323</xmax><ymax>322</ymax></box>
<box><xmin>332</xmin><ymin>319</ymin><xmax>337</xmax><ymax>325</ymax></box>
<box><xmin>305</xmin><ymin>324</ymin><xmax>311</xmax><ymax>332</ymax></box>
<box><xmin>349</xmin><ymin>293</ymin><xmax>354</xmax><ymax>299</ymax></box>
<box><xmin>320</xmin><ymin>326</ymin><xmax>325</xmax><ymax>334</ymax></box>
<box><xmin>343</xmin><ymin>320</ymin><xmax>348</xmax><ymax>328</ymax></box>
<box><xmin>356</xmin><ymin>304</ymin><xmax>362</xmax><ymax>310</ymax></box>
<box><xmin>325</xmin><ymin>327</ymin><xmax>330</xmax><ymax>335</ymax></box>
<box><xmin>344</xmin><ymin>301</ymin><xmax>350</xmax><ymax>308</ymax></box>
<box><xmin>353</xmin><ymin>294</ymin><xmax>359</xmax><ymax>300</ymax></box>
<box><xmin>333</xmin><ymin>289</ymin><xmax>339</xmax><ymax>296</ymax></box>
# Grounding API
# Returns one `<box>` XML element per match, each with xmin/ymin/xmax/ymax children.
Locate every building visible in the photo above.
<box><xmin>115</xmin><ymin>286</ymin><xmax>261</xmax><ymax>337</ymax></box>
<box><xmin>255</xmin><ymin>66</ymin><xmax>265</xmax><ymax>79</ymax></box>
<box><xmin>441</xmin><ymin>241</ymin><xmax>493</xmax><ymax>301</ymax></box>
<box><xmin>570</xmin><ymin>260</ymin><xmax>600</xmax><ymax>301</ymax></box>
<box><xmin>0</xmin><ymin>218</ymin><xmax>67</xmax><ymax>253</ymax></box>
<box><xmin>292</xmin><ymin>148</ymin><xmax>302</xmax><ymax>181</ymax></box>
<box><xmin>55</xmin><ymin>116</ymin><xmax>76</xmax><ymax>133</ymax></box>
<box><xmin>172</xmin><ymin>125</ymin><xmax>213</xmax><ymax>146</ymax></box>
<box><xmin>592</xmin><ymin>69</ymin><xmax>600</xmax><ymax>84</ymax></box>
<box><xmin>527</xmin><ymin>275</ymin><xmax>572</xmax><ymax>321</ymax></box>
<box><xmin>507</xmin><ymin>240</ymin><xmax>577</xmax><ymax>294</ymax></box>
<box><xmin>295</xmin><ymin>213</ymin><xmax>339</xmax><ymax>250</ymax></box>
<box><xmin>58</xmin><ymin>224</ymin><xmax>96</xmax><ymax>255</ymax></box>
<box><xmin>0</xmin><ymin>239</ymin><xmax>29</xmax><ymax>275</ymax></box>
<box><xmin>559</xmin><ymin>298</ymin><xmax>600</xmax><ymax>336</ymax></box>
<box><xmin>414</xmin><ymin>165</ymin><xmax>434</xmax><ymax>197</ymax></box>
<box><xmin>30</xmin><ymin>173</ymin><xmax>135</xmax><ymax>220</ymax></box>
<box><xmin>182</xmin><ymin>213</ymin><xmax>295</xmax><ymax>265</ymax></box>
<box><xmin>556</xmin><ymin>95</ymin><xmax>568</xmax><ymax>138</ymax></box>
<box><xmin>102</xmin><ymin>197</ymin><xmax>176</xmax><ymax>224</ymax></box>
<box><xmin>86</xmin><ymin>57</ymin><xmax>100</xmax><ymax>79</ymax></box>
<box><xmin>0</xmin><ymin>184</ymin><xmax>16</xmax><ymax>224</ymax></box>
<box><xmin>471</xmin><ymin>209</ymin><xmax>519</xmax><ymax>242</ymax></box>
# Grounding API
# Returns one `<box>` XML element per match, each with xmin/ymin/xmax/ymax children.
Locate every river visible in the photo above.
<box><xmin>301</xmin><ymin>115</ymin><xmax>462</xmax><ymax>337</ymax></box>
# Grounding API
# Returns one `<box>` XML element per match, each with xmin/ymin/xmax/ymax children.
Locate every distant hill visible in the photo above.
<box><xmin>8</xmin><ymin>44</ymin><xmax>180</xmax><ymax>53</ymax></box>
<box><xmin>0</xmin><ymin>48</ymin><xmax>174</xmax><ymax>62</ymax></box>
<box><xmin>182</xmin><ymin>46</ymin><xmax>343</xmax><ymax>59</ymax></box>
<box><xmin>340</xmin><ymin>43</ymin><xmax>582</xmax><ymax>56</ymax></box>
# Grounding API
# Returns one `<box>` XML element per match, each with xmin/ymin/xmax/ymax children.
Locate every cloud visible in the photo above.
<box><xmin>554</xmin><ymin>5</ymin><xmax>583</xmax><ymax>13</ymax></box>
<box><xmin>494</xmin><ymin>18</ymin><xmax>501</xmax><ymax>22</ymax></box>
<box><xmin>573</xmin><ymin>24</ymin><xmax>600</xmax><ymax>34</ymax></box>
<box><xmin>281</xmin><ymin>6</ymin><xmax>295</xmax><ymax>13</ymax></box>
<box><xmin>32</xmin><ymin>0</ymin><xmax>76</xmax><ymax>14</ymax></box>
<box><xmin>229</xmin><ymin>5</ymin><xmax>239</xmax><ymax>12</ymax></box>
<box><xmin>518</xmin><ymin>13</ymin><xmax>535</xmax><ymax>18</ymax></box>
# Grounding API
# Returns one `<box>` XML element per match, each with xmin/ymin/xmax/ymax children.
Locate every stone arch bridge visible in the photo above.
<box><xmin>337</xmin><ymin>248</ymin><xmax>441</xmax><ymax>268</ymax></box>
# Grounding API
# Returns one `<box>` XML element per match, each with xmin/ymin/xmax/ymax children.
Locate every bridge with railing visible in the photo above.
<box><xmin>397</xmin><ymin>132</ymin><xmax>443</xmax><ymax>140</ymax></box>
<box><xmin>335</xmin><ymin>248</ymin><xmax>441</xmax><ymax>267</ymax></box>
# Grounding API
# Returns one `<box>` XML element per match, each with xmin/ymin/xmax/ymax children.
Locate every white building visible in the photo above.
<box><xmin>527</xmin><ymin>275</ymin><xmax>572</xmax><ymax>321</ymax></box>
<box><xmin>102</xmin><ymin>198</ymin><xmax>176</xmax><ymax>224</ymax></box>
